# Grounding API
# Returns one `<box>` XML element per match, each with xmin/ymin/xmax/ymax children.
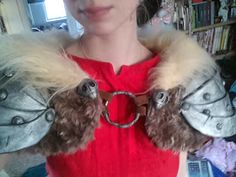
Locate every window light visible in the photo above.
<box><xmin>44</xmin><ymin>0</ymin><xmax>66</xmax><ymax>21</ymax></box>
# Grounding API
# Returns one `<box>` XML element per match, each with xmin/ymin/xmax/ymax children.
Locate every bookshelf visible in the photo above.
<box><xmin>192</xmin><ymin>19</ymin><xmax>236</xmax><ymax>32</ymax></box>
<box><xmin>213</xmin><ymin>50</ymin><xmax>236</xmax><ymax>59</ymax></box>
<box><xmin>175</xmin><ymin>0</ymin><xmax>236</xmax><ymax>60</ymax></box>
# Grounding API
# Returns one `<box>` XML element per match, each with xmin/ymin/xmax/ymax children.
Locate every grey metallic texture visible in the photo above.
<box><xmin>0</xmin><ymin>70</ymin><xmax>55</xmax><ymax>153</ymax></box>
<box><xmin>103</xmin><ymin>91</ymin><xmax>140</xmax><ymax>128</ymax></box>
<box><xmin>76</xmin><ymin>79</ymin><xmax>98</xmax><ymax>99</ymax></box>
<box><xmin>181</xmin><ymin>70</ymin><xmax>236</xmax><ymax>137</ymax></box>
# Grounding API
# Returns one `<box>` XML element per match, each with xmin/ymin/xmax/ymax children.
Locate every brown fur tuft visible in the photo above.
<box><xmin>30</xmin><ymin>88</ymin><xmax>103</xmax><ymax>156</ymax></box>
<box><xmin>145</xmin><ymin>86</ymin><xmax>209</xmax><ymax>151</ymax></box>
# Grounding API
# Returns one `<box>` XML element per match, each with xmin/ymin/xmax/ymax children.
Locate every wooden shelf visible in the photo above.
<box><xmin>192</xmin><ymin>20</ymin><xmax>236</xmax><ymax>33</ymax></box>
<box><xmin>213</xmin><ymin>51</ymin><xmax>236</xmax><ymax>60</ymax></box>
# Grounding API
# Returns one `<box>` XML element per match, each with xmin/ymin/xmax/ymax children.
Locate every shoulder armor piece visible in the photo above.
<box><xmin>0</xmin><ymin>70</ymin><xmax>55</xmax><ymax>153</ymax></box>
<box><xmin>181</xmin><ymin>70</ymin><xmax>236</xmax><ymax>137</ymax></box>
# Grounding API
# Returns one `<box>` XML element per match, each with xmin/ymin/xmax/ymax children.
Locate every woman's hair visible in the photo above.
<box><xmin>137</xmin><ymin>0</ymin><xmax>162</xmax><ymax>27</ymax></box>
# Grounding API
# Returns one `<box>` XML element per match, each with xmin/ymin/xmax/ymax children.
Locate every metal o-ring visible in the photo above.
<box><xmin>103</xmin><ymin>91</ymin><xmax>140</xmax><ymax>128</ymax></box>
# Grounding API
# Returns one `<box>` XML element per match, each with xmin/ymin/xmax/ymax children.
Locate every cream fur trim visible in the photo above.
<box><xmin>0</xmin><ymin>31</ymin><xmax>87</xmax><ymax>94</ymax></box>
<box><xmin>140</xmin><ymin>29</ymin><xmax>217</xmax><ymax>90</ymax></box>
<box><xmin>0</xmin><ymin>29</ymin><xmax>217</xmax><ymax>93</ymax></box>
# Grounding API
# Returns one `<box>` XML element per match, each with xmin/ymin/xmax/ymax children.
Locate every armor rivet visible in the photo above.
<box><xmin>202</xmin><ymin>109</ymin><xmax>210</xmax><ymax>115</ymax></box>
<box><xmin>222</xmin><ymin>80</ymin><xmax>226</xmax><ymax>86</ymax></box>
<box><xmin>182</xmin><ymin>103</ymin><xmax>190</xmax><ymax>110</ymax></box>
<box><xmin>216</xmin><ymin>122</ymin><xmax>223</xmax><ymax>130</ymax></box>
<box><xmin>11</xmin><ymin>116</ymin><xmax>25</xmax><ymax>125</ymax></box>
<box><xmin>0</xmin><ymin>89</ymin><xmax>8</xmax><ymax>101</ymax></box>
<box><xmin>203</xmin><ymin>93</ymin><xmax>211</xmax><ymax>101</ymax></box>
<box><xmin>45</xmin><ymin>109</ymin><xmax>55</xmax><ymax>122</ymax></box>
<box><xmin>3</xmin><ymin>70</ymin><xmax>15</xmax><ymax>78</ymax></box>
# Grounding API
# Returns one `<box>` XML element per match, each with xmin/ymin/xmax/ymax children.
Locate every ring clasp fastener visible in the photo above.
<box><xmin>102</xmin><ymin>91</ymin><xmax>140</xmax><ymax>128</ymax></box>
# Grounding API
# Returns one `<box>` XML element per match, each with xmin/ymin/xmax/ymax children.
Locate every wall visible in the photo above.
<box><xmin>28</xmin><ymin>2</ymin><xmax>46</xmax><ymax>26</ymax></box>
<box><xmin>1</xmin><ymin>0</ymin><xmax>31</xmax><ymax>34</ymax></box>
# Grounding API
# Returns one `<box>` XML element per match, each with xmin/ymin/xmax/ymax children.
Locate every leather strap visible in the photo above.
<box><xmin>99</xmin><ymin>90</ymin><xmax>149</xmax><ymax>117</ymax></box>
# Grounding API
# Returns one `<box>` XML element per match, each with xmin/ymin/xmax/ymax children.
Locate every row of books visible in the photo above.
<box><xmin>175</xmin><ymin>0</ymin><xmax>236</xmax><ymax>31</ymax></box>
<box><xmin>192</xmin><ymin>25</ymin><xmax>235</xmax><ymax>54</ymax></box>
<box><xmin>192</xmin><ymin>1</ymin><xmax>215</xmax><ymax>29</ymax></box>
<box><xmin>174</xmin><ymin>1</ymin><xmax>215</xmax><ymax>31</ymax></box>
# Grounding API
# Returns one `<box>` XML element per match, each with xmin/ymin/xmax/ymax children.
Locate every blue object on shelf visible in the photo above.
<box><xmin>230</xmin><ymin>81</ymin><xmax>236</xmax><ymax>108</ymax></box>
<box><xmin>210</xmin><ymin>162</ymin><xmax>226</xmax><ymax>177</ymax></box>
<box><xmin>230</xmin><ymin>81</ymin><xmax>236</xmax><ymax>93</ymax></box>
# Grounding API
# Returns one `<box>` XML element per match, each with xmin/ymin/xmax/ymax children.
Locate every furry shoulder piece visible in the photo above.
<box><xmin>140</xmin><ymin>29</ymin><xmax>216</xmax><ymax>90</ymax></box>
<box><xmin>0</xmin><ymin>31</ymin><xmax>87</xmax><ymax>92</ymax></box>
<box><xmin>0</xmin><ymin>29</ymin><xmax>235</xmax><ymax>155</ymax></box>
<box><xmin>0</xmin><ymin>31</ymin><xmax>102</xmax><ymax>155</ymax></box>
<box><xmin>141</xmin><ymin>29</ymin><xmax>236</xmax><ymax>150</ymax></box>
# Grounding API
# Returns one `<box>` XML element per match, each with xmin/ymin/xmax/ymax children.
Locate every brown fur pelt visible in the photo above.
<box><xmin>29</xmin><ymin>88</ymin><xmax>103</xmax><ymax>156</ymax></box>
<box><xmin>145</xmin><ymin>86</ymin><xmax>209</xmax><ymax>152</ymax></box>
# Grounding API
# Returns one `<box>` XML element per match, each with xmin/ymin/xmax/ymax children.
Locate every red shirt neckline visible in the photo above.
<box><xmin>68</xmin><ymin>54</ymin><xmax>160</xmax><ymax>78</ymax></box>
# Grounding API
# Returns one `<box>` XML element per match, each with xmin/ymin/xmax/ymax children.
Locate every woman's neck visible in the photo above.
<box><xmin>68</xmin><ymin>21</ymin><xmax>152</xmax><ymax>73</ymax></box>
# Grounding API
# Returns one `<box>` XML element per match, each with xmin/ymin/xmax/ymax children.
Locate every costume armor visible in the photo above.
<box><xmin>0</xmin><ymin>69</ymin><xmax>55</xmax><ymax>153</ymax></box>
<box><xmin>0</xmin><ymin>29</ymin><xmax>235</xmax><ymax>154</ymax></box>
<box><xmin>181</xmin><ymin>70</ymin><xmax>236</xmax><ymax>137</ymax></box>
<box><xmin>149</xmin><ymin>69</ymin><xmax>236</xmax><ymax>138</ymax></box>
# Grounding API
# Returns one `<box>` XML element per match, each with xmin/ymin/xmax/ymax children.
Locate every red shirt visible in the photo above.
<box><xmin>46</xmin><ymin>55</ymin><xmax>179</xmax><ymax>177</ymax></box>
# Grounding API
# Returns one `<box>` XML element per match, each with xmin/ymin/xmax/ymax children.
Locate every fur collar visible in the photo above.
<box><xmin>139</xmin><ymin>29</ymin><xmax>216</xmax><ymax>90</ymax></box>
<box><xmin>0</xmin><ymin>29</ymin><xmax>217</xmax><ymax>93</ymax></box>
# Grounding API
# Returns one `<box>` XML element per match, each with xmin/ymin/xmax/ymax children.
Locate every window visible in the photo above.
<box><xmin>44</xmin><ymin>0</ymin><xmax>66</xmax><ymax>21</ymax></box>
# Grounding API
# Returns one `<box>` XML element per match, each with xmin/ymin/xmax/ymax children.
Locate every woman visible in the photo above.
<box><xmin>45</xmin><ymin>0</ymin><xmax>182</xmax><ymax>176</ymax></box>
<box><xmin>0</xmin><ymin>0</ymin><xmax>235</xmax><ymax>176</ymax></box>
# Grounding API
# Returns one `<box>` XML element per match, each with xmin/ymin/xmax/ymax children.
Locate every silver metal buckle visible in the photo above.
<box><xmin>103</xmin><ymin>91</ymin><xmax>140</xmax><ymax>128</ymax></box>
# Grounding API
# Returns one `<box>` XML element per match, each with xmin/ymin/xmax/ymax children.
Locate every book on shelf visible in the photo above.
<box><xmin>192</xmin><ymin>1</ymin><xmax>216</xmax><ymax>28</ymax></box>
<box><xmin>228</xmin><ymin>24</ymin><xmax>236</xmax><ymax>51</ymax></box>
<box><xmin>175</xmin><ymin>0</ymin><xmax>216</xmax><ymax>30</ymax></box>
<box><xmin>192</xmin><ymin>25</ymin><xmax>235</xmax><ymax>55</ymax></box>
<box><xmin>174</xmin><ymin>0</ymin><xmax>236</xmax><ymax>60</ymax></box>
<box><xmin>175</xmin><ymin>0</ymin><xmax>236</xmax><ymax>31</ymax></box>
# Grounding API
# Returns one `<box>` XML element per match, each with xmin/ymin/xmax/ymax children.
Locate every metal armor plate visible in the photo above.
<box><xmin>181</xmin><ymin>70</ymin><xmax>236</xmax><ymax>137</ymax></box>
<box><xmin>0</xmin><ymin>70</ymin><xmax>55</xmax><ymax>153</ymax></box>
